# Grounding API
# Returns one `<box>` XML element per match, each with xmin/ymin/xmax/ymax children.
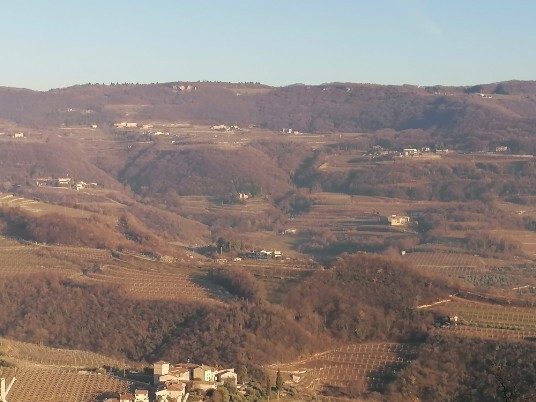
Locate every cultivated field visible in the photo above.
<box><xmin>0</xmin><ymin>367</ymin><xmax>134</xmax><ymax>402</ymax></box>
<box><xmin>0</xmin><ymin>236</ymin><xmax>222</xmax><ymax>304</ymax></box>
<box><xmin>270</xmin><ymin>342</ymin><xmax>418</xmax><ymax>393</ymax></box>
<box><xmin>288</xmin><ymin>193</ymin><xmax>420</xmax><ymax>241</ymax></box>
<box><xmin>0</xmin><ymin>238</ymin><xmax>111</xmax><ymax>279</ymax></box>
<box><xmin>434</xmin><ymin>300</ymin><xmax>536</xmax><ymax>331</ymax></box>
<box><xmin>403</xmin><ymin>251</ymin><xmax>488</xmax><ymax>280</ymax></box>
<box><xmin>0</xmin><ymin>337</ymin><xmax>130</xmax><ymax>369</ymax></box>
<box><xmin>0</xmin><ymin>192</ymin><xmax>93</xmax><ymax>218</ymax></box>
<box><xmin>437</xmin><ymin>325</ymin><xmax>536</xmax><ymax>341</ymax></box>
<box><xmin>401</xmin><ymin>251</ymin><xmax>536</xmax><ymax>290</ymax></box>
<box><xmin>82</xmin><ymin>256</ymin><xmax>223</xmax><ymax>303</ymax></box>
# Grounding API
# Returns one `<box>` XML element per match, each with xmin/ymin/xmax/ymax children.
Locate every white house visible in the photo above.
<box><xmin>75</xmin><ymin>181</ymin><xmax>87</xmax><ymax>191</ymax></box>
<box><xmin>402</xmin><ymin>148</ymin><xmax>419</xmax><ymax>157</ymax></box>
<box><xmin>153</xmin><ymin>361</ymin><xmax>171</xmax><ymax>384</ymax></box>
<box><xmin>211</xmin><ymin>124</ymin><xmax>229</xmax><ymax>131</ymax></box>
<box><xmin>114</xmin><ymin>122</ymin><xmax>138</xmax><ymax>128</ymax></box>
<box><xmin>387</xmin><ymin>215</ymin><xmax>410</xmax><ymax>226</ymax></box>
<box><xmin>192</xmin><ymin>365</ymin><xmax>215</xmax><ymax>382</ymax></box>
<box><xmin>215</xmin><ymin>369</ymin><xmax>238</xmax><ymax>385</ymax></box>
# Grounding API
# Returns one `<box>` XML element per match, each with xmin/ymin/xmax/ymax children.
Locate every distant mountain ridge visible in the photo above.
<box><xmin>1</xmin><ymin>80</ymin><xmax>536</xmax><ymax>150</ymax></box>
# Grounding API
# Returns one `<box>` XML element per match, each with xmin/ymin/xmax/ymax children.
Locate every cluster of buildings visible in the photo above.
<box><xmin>104</xmin><ymin>362</ymin><xmax>237</xmax><ymax>402</ymax></box>
<box><xmin>105</xmin><ymin>389</ymin><xmax>151</xmax><ymax>402</ymax></box>
<box><xmin>215</xmin><ymin>249</ymin><xmax>283</xmax><ymax>263</ymax></box>
<box><xmin>32</xmin><ymin>177</ymin><xmax>97</xmax><ymax>191</ymax></box>
<box><xmin>154</xmin><ymin>361</ymin><xmax>237</xmax><ymax>401</ymax></box>
<box><xmin>114</xmin><ymin>122</ymin><xmax>139</xmax><ymax>128</ymax></box>
<box><xmin>242</xmin><ymin>249</ymin><xmax>282</xmax><ymax>260</ymax></box>
<box><xmin>172</xmin><ymin>84</ymin><xmax>197</xmax><ymax>92</ymax></box>
<box><xmin>369</xmin><ymin>146</ymin><xmax>449</xmax><ymax>159</ymax></box>
<box><xmin>400</xmin><ymin>147</ymin><xmax>450</xmax><ymax>157</ymax></box>
<box><xmin>210</xmin><ymin>125</ymin><xmax>241</xmax><ymax>132</ymax></box>
<box><xmin>114</xmin><ymin>122</ymin><xmax>171</xmax><ymax>136</ymax></box>
<box><xmin>281</xmin><ymin>128</ymin><xmax>302</xmax><ymax>134</ymax></box>
<box><xmin>0</xmin><ymin>132</ymin><xmax>24</xmax><ymax>138</ymax></box>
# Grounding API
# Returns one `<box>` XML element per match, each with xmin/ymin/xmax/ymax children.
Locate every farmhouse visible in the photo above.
<box><xmin>75</xmin><ymin>181</ymin><xmax>87</xmax><ymax>191</ymax></box>
<box><xmin>242</xmin><ymin>249</ymin><xmax>283</xmax><ymax>259</ymax></box>
<box><xmin>210</xmin><ymin>124</ymin><xmax>240</xmax><ymax>132</ymax></box>
<box><xmin>114</xmin><ymin>122</ymin><xmax>138</xmax><ymax>128</ymax></box>
<box><xmin>281</xmin><ymin>228</ymin><xmax>298</xmax><ymax>235</ymax></box>
<box><xmin>33</xmin><ymin>177</ymin><xmax>53</xmax><ymax>187</ymax></box>
<box><xmin>56</xmin><ymin>178</ymin><xmax>72</xmax><ymax>187</ymax></box>
<box><xmin>215</xmin><ymin>369</ymin><xmax>238</xmax><ymax>385</ymax></box>
<box><xmin>402</xmin><ymin>148</ymin><xmax>419</xmax><ymax>157</ymax></box>
<box><xmin>387</xmin><ymin>215</ymin><xmax>410</xmax><ymax>226</ymax></box>
<box><xmin>173</xmin><ymin>84</ymin><xmax>197</xmax><ymax>92</ymax></box>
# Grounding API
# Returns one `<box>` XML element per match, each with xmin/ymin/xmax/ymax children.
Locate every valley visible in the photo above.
<box><xmin>1</xmin><ymin>81</ymin><xmax>536</xmax><ymax>401</ymax></box>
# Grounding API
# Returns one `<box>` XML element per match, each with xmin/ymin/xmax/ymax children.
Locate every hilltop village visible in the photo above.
<box><xmin>101</xmin><ymin>361</ymin><xmax>238</xmax><ymax>402</ymax></box>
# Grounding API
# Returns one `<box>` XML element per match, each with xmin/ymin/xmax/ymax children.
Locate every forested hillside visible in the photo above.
<box><xmin>2</xmin><ymin>80</ymin><xmax>536</xmax><ymax>152</ymax></box>
<box><xmin>0</xmin><ymin>255</ymin><xmax>447</xmax><ymax>370</ymax></box>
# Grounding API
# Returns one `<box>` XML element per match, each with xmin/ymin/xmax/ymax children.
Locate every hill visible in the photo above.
<box><xmin>2</xmin><ymin>80</ymin><xmax>536</xmax><ymax>152</ymax></box>
<box><xmin>3</xmin><ymin>79</ymin><xmax>536</xmax><ymax>400</ymax></box>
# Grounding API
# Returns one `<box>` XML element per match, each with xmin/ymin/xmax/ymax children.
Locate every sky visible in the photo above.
<box><xmin>1</xmin><ymin>0</ymin><xmax>535</xmax><ymax>90</ymax></box>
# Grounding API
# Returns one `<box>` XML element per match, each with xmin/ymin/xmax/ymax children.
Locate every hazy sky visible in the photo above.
<box><xmin>1</xmin><ymin>0</ymin><xmax>535</xmax><ymax>90</ymax></box>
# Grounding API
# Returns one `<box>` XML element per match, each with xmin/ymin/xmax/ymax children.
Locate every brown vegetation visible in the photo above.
<box><xmin>207</xmin><ymin>267</ymin><xmax>267</xmax><ymax>303</ymax></box>
<box><xmin>387</xmin><ymin>335</ymin><xmax>536</xmax><ymax>401</ymax></box>
<box><xmin>283</xmin><ymin>254</ymin><xmax>453</xmax><ymax>342</ymax></box>
<box><xmin>0</xmin><ymin>207</ymin><xmax>122</xmax><ymax>249</ymax></box>
<box><xmin>119</xmin><ymin>146</ymin><xmax>293</xmax><ymax>197</ymax></box>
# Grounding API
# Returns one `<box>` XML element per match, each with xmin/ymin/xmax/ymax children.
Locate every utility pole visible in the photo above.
<box><xmin>0</xmin><ymin>377</ymin><xmax>16</xmax><ymax>402</ymax></box>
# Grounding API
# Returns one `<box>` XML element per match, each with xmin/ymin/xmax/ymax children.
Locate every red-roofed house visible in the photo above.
<box><xmin>134</xmin><ymin>389</ymin><xmax>149</xmax><ymax>402</ymax></box>
<box><xmin>119</xmin><ymin>394</ymin><xmax>135</xmax><ymax>402</ymax></box>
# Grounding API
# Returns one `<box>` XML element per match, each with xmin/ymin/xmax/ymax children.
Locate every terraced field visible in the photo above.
<box><xmin>403</xmin><ymin>252</ymin><xmax>488</xmax><ymax>278</ymax></box>
<box><xmin>178</xmin><ymin>195</ymin><xmax>272</xmax><ymax>216</ymax></box>
<box><xmin>0</xmin><ymin>337</ymin><xmax>129</xmax><ymax>369</ymax></box>
<box><xmin>0</xmin><ymin>238</ymin><xmax>111</xmax><ymax>279</ymax></box>
<box><xmin>435</xmin><ymin>301</ymin><xmax>536</xmax><ymax>331</ymax></box>
<box><xmin>0</xmin><ymin>236</ymin><xmax>222</xmax><ymax>304</ymax></box>
<box><xmin>271</xmin><ymin>342</ymin><xmax>418</xmax><ymax>393</ymax></box>
<box><xmin>437</xmin><ymin>325</ymin><xmax>536</xmax><ymax>341</ymax></box>
<box><xmin>404</xmin><ymin>252</ymin><xmax>485</xmax><ymax>268</ymax></box>
<box><xmin>0</xmin><ymin>245</ymin><xmax>76</xmax><ymax>277</ymax></box>
<box><xmin>0</xmin><ymin>367</ymin><xmax>133</xmax><ymax>402</ymax></box>
<box><xmin>0</xmin><ymin>192</ymin><xmax>92</xmax><ymax>218</ymax></box>
<box><xmin>0</xmin><ymin>193</ymin><xmax>42</xmax><ymax>213</ymax></box>
<box><xmin>83</xmin><ymin>258</ymin><xmax>222</xmax><ymax>303</ymax></box>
